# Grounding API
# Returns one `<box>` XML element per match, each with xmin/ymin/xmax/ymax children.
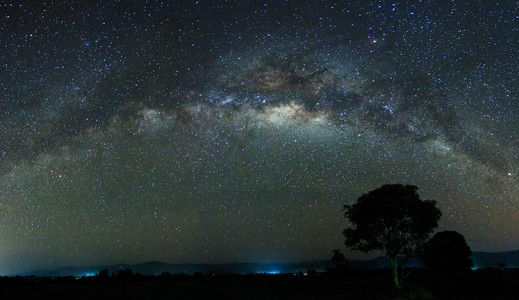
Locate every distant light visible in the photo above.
<box><xmin>471</xmin><ymin>266</ymin><xmax>478</xmax><ymax>271</ymax></box>
<box><xmin>259</xmin><ymin>270</ymin><xmax>281</xmax><ymax>275</ymax></box>
<box><xmin>77</xmin><ymin>272</ymin><xmax>97</xmax><ymax>278</ymax></box>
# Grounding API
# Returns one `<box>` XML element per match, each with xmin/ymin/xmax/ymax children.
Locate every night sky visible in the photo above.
<box><xmin>0</xmin><ymin>1</ymin><xmax>517</xmax><ymax>275</ymax></box>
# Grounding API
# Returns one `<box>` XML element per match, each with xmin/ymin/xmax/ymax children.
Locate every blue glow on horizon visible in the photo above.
<box><xmin>78</xmin><ymin>272</ymin><xmax>97</xmax><ymax>277</ymax></box>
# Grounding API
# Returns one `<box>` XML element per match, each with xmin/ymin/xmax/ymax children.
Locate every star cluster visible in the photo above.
<box><xmin>0</xmin><ymin>1</ymin><xmax>518</xmax><ymax>275</ymax></box>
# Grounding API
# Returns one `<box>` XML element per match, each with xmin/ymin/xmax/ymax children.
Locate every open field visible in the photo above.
<box><xmin>1</xmin><ymin>269</ymin><xmax>518</xmax><ymax>299</ymax></box>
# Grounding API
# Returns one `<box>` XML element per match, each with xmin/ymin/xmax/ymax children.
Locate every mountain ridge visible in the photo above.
<box><xmin>14</xmin><ymin>250</ymin><xmax>519</xmax><ymax>277</ymax></box>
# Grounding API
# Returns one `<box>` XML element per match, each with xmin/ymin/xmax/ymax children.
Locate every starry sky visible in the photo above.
<box><xmin>0</xmin><ymin>1</ymin><xmax>517</xmax><ymax>275</ymax></box>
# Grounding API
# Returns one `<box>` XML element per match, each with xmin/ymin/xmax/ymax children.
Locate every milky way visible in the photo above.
<box><xmin>0</xmin><ymin>1</ymin><xmax>518</xmax><ymax>275</ymax></box>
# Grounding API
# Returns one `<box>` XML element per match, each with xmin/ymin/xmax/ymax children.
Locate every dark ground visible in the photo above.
<box><xmin>1</xmin><ymin>269</ymin><xmax>518</xmax><ymax>299</ymax></box>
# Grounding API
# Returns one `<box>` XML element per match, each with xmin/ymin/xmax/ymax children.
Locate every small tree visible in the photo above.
<box><xmin>343</xmin><ymin>184</ymin><xmax>441</xmax><ymax>289</ymax></box>
<box><xmin>98</xmin><ymin>268</ymin><xmax>109</xmax><ymax>278</ymax></box>
<box><xmin>116</xmin><ymin>268</ymin><xmax>133</xmax><ymax>279</ymax></box>
<box><xmin>331</xmin><ymin>249</ymin><xmax>348</xmax><ymax>271</ymax></box>
<box><xmin>419</xmin><ymin>231</ymin><xmax>473</xmax><ymax>271</ymax></box>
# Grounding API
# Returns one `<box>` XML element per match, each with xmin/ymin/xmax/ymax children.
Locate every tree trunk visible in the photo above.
<box><xmin>390</xmin><ymin>256</ymin><xmax>402</xmax><ymax>289</ymax></box>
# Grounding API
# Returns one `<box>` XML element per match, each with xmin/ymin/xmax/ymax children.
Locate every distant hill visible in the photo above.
<box><xmin>471</xmin><ymin>250</ymin><xmax>519</xmax><ymax>269</ymax></box>
<box><xmin>14</xmin><ymin>250</ymin><xmax>519</xmax><ymax>277</ymax></box>
<box><xmin>16</xmin><ymin>261</ymin><xmax>334</xmax><ymax>277</ymax></box>
<box><xmin>8</xmin><ymin>257</ymin><xmax>415</xmax><ymax>277</ymax></box>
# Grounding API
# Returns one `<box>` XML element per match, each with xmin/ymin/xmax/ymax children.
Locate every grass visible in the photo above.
<box><xmin>1</xmin><ymin>269</ymin><xmax>518</xmax><ymax>299</ymax></box>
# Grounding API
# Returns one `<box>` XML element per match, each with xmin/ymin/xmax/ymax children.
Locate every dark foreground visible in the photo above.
<box><xmin>1</xmin><ymin>269</ymin><xmax>518</xmax><ymax>299</ymax></box>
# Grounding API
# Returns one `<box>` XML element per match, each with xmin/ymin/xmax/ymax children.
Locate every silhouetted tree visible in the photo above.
<box><xmin>116</xmin><ymin>268</ymin><xmax>133</xmax><ymax>279</ymax></box>
<box><xmin>159</xmin><ymin>272</ymin><xmax>173</xmax><ymax>278</ymax></box>
<box><xmin>331</xmin><ymin>249</ymin><xmax>348</xmax><ymax>271</ymax></box>
<box><xmin>419</xmin><ymin>231</ymin><xmax>473</xmax><ymax>271</ymax></box>
<box><xmin>98</xmin><ymin>269</ymin><xmax>109</xmax><ymax>278</ymax></box>
<box><xmin>343</xmin><ymin>184</ymin><xmax>441</xmax><ymax>289</ymax></box>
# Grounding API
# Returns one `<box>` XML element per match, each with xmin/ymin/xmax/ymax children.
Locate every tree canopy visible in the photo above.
<box><xmin>419</xmin><ymin>230</ymin><xmax>473</xmax><ymax>270</ymax></box>
<box><xmin>343</xmin><ymin>184</ymin><xmax>441</xmax><ymax>288</ymax></box>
